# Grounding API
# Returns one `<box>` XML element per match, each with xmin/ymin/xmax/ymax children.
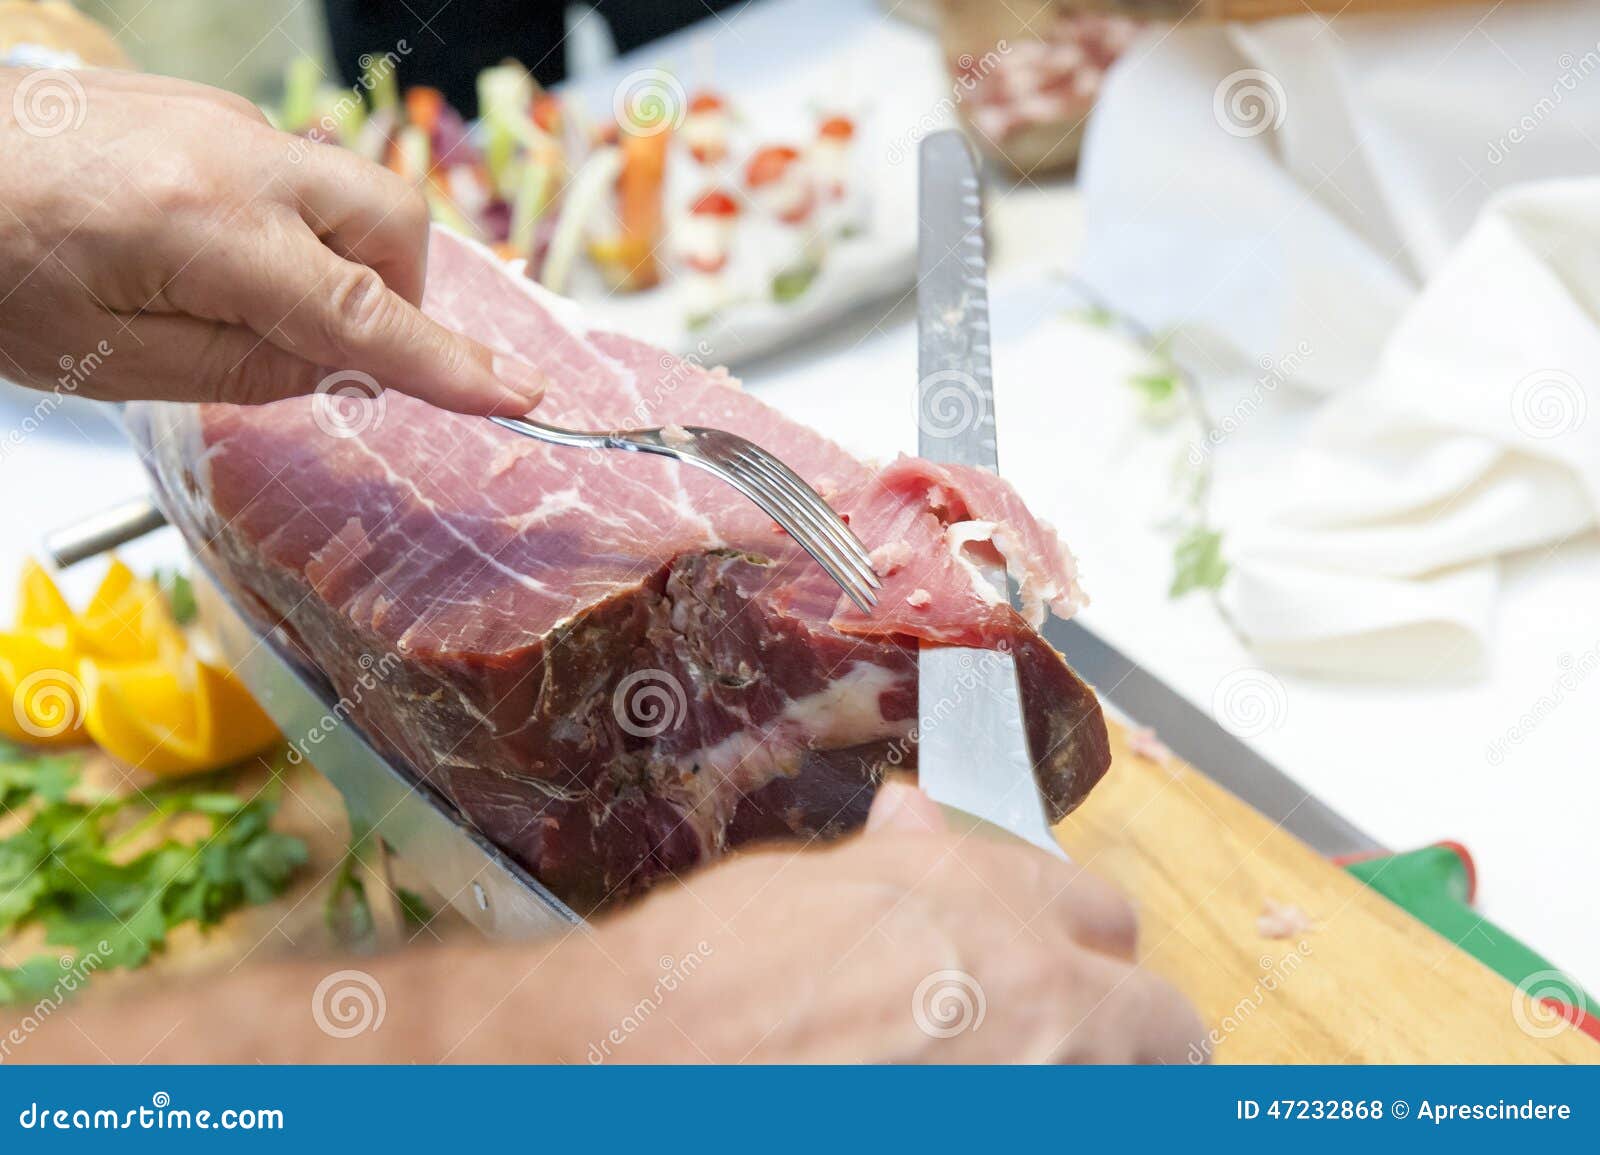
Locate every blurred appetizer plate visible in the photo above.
<box><xmin>567</xmin><ymin>2</ymin><xmax>952</xmax><ymax>366</ymax></box>
<box><xmin>938</xmin><ymin>0</ymin><xmax>1147</xmax><ymax>177</ymax></box>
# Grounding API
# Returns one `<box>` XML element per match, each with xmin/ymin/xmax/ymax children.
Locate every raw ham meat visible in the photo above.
<box><xmin>953</xmin><ymin>9</ymin><xmax>1144</xmax><ymax>174</ymax></box>
<box><xmin>129</xmin><ymin>228</ymin><xmax>1109</xmax><ymax>911</ymax></box>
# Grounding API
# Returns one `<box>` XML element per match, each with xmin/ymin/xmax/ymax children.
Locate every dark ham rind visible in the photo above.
<box><xmin>127</xmin><ymin>227</ymin><xmax>1109</xmax><ymax>912</ymax></box>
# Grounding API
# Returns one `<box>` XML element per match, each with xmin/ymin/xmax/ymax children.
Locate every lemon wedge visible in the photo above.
<box><xmin>0</xmin><ymin>558</ymin><xmax>278</xmax><ymax>774</ymax></box>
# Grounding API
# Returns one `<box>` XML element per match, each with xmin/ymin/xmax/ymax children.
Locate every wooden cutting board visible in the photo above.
<box><xmin>1056</xmin><ymin>719</ymin><xmax>1596</xmax><ymax>1063</ymax></box>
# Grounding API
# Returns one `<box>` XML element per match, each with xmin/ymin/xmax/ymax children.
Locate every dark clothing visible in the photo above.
<box><xmin>324</xmin><ymin>0</ymin><xmax>744</xmax><ymax>115</ymax></box>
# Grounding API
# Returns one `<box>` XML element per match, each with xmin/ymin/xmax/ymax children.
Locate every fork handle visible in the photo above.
<box><xmin>489</xmin><ymin>416</ymin><xmax>612</xmax><ymax>450</ymax></box>
<box><xmin>487</xmin><ymin>415</ymin><xmax>666</xmax><ymax>454</ymax></box>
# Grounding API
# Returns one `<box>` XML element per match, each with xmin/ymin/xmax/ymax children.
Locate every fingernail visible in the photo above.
<box><xmin>492</xmin><ymin>353</ymin><xmax>547</xmax><ymax>407</ymax></box>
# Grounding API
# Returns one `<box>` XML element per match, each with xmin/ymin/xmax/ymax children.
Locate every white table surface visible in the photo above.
<box><xmin>2</xmin><ymin>0</ymin><xmax>1594</xmax><ymax>985</ymax></box>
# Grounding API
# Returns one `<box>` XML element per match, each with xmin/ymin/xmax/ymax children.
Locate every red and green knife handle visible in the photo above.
<box><xmin>1338</xmin><ymin>842</ymin><xmax>1598</xmax><ymax>1044</ymax></box>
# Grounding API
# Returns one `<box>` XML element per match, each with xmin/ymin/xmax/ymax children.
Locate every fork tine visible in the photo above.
<box><xmin>718</xmin><ymin>458</ymin><xmax>877</xmax><ymax>610</ymax></box>
<box><xmin>494</xmin><ymin>416</ymin><xmax>881</xmax><ymax>609</ymax></box>
<box><xmin>711</xmin><ymin>457</ymin><xmax>877</xmax><ymax>611</ymax></box>
<box><xmin>733</xmin><ymin>444</ymin><xmax>874</xmax><ymax>565</ymax></box>
<box><xmin>730</xmin><ymin>450</ymin><xmax>881</xmax><ymax>593</ymax></box>
<box><xmin>731</xmin><ymin>447</ymin><xmax>881</xmax><ymax>588</ymax></box>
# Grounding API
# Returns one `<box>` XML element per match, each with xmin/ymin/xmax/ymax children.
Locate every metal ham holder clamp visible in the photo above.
<box><xmin>42</xmin><ymin>494</ymin><xmax>580</xmax><ymax>940</ymax></box>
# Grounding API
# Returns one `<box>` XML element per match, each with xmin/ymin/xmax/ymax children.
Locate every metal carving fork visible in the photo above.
<box><xmin>487</xmin><ymin>416</ymin><xmax>881</xmax><ymax>612</ymax></box>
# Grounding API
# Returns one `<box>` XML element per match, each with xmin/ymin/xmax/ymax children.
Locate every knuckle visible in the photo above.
<box><xmin>1056</xmin><ymin>964</ymin><xmax>1204</xmax><ymax>1065</ymax></box>
<box><xmin>1095</xmin><ymin>896</ymin><xmax>1140</xmax><ymax>957</ymax></box>
<box><xmin>1059</xmin><ymin>870</ymin><xmax>1140</xmax><ymax>957</ymax></box>
<box><xmin>1122</xmin><ymin>974</ymin><xmax>1207</xmax><ymax>1064</ymax></box>
<box><xmin>430</xmin><ymin>331</ymin><xmax>472</xmax><ymax>379</ymax></box>
<box><xmin>212</xmin><ymin>89</ymin><xmax>270</xmax><ymax>124</ymax></box>
<box><xmin>230</xmin><ymin>349</ymin><xmax>300</xmax><ymax>405</ymax></box>
<box><xmin>189</xmin><ymin>326</ymin><xmax>308</xmax><ymax>407</ymax></box>
<box><xmin>198</xmin><ymin>346</ymin><xmax>263</xmax><ymax>405</ymax></box>
<box><xmin>1045</xmin><ymin>956</ymin><xmax>1134</xmax><ymax>1062</ymax></box>
<box><xmin>326</xmin><ymin>264</ymin><xmax>393</xmax><ymax>347</ymax></box>
<box><xmin>396</xmin><ymin>187</ymin><xmax>432</xmax><ymax>239</ymax></box>
<box><xmin>139</xmin><ymin>153</ymin><xmax>211</xmax><ymax>215</ymax></box>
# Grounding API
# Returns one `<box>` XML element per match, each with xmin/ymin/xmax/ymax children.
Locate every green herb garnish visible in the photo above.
<box><xmin>0</xmin><ymin>750</ymin><xmax>307</xmax><ymax>1002</ymax></box>
<box><xmin>324</xmin><ymin>831</ymin><xmax>376</xmax><ymax>947</ymax></box>
<box><xmin>772</xmin><ymin>263</ymin><xmax>819</xmax><ymax>304</ymax></box>
<box><xmin>154</xmin><ymin>568</ymin><xmax>198</xmax><ymax>626</ymax></box>
<box><xmin>396</xmin><ymin>886</ymin><xmax>434</xmax><ymax>930</ymax></box>
<box><xmin>1170</xmin><ymin>526</ymin><xmax>1229</xmax><ymax>598</ymax></box>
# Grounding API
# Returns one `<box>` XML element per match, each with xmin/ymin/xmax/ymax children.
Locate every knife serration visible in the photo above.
<box><xmin>916</xmin><ymin>132</ymin><xmax>997</xmax><ymax>475</ymax></box>
<box><xmin>914</xmin><ymin>131</ymin><xmax>1063</xmax><ymax>858</ymax></box>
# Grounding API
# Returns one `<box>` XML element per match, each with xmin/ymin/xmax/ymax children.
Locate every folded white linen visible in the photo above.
<box><xmin>1078</xmin><ymin>2</ymin><xmax>1600</xmax><ymax>677</ymax></box>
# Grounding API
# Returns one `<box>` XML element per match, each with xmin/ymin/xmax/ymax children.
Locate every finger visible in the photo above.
<box><xmin>73</xmin><ymin>69</ymin><xmax>271</xmax><ymax>126</ymax></box>
<box><xmin>1054</xmin><ymin>955</ymin><xmax>1208</xmax><ymax>1065</ymax></box>
<box><xmin>866</xmin><ymin>780</ymin><xmax>947</xmax><ymax>836</ymax></box>
<box><xmin>1047</xmin><ymin>865</ymin><xmax>1140</xmax><ymax>961</ymax></box>
<box><xmin>289</xmin><ymin>140</ymin><xmax>431</xmax><ymax>305</ymax></box>
<box><xmin>931</xmin><ymin>836</ymin><xmax>1139</xmax><ymax>960</ymax></box>
<box><xmin>87</xmin><ymin>313</ymin><xmax>329</xmax><ymax>405</ymax></box>
<box><xmin>1100</xmin><ymin>965</ymin><xmax>1209</xmax><ymax>1065</ymax></box>
<box><xmin>218</xmin><ymin>212</ymin><xmax>545</xmax><ymax>415</ymax></box>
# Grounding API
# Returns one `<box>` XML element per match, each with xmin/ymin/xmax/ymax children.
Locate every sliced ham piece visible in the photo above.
<box><xmin>128</xmin><ymin>227</ymin><xmax>1109</xmax><ymax>911</ymax></box>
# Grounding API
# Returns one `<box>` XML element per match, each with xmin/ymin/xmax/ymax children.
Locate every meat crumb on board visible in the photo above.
<box><xmin>1257</xmin><ymin>899</ymin><xmax>1315</xmax><ymax>940</ymax></box>
<box><xmin>1125</xmin><ymin>724</ymin><xmax>1173</xmax><ymax>766</ymax></box>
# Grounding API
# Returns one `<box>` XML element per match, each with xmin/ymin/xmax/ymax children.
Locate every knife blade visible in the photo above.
<box><xmin>914</xmin><ymin>130</ymin><xmax>1063</xmax><ymax>858</ymax></box>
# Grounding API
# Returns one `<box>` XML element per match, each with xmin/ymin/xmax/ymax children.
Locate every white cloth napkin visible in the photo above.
<box><xmin>1076</xmin><ymin>0</ymin><xmax>1600</xmax><ymax>678</ymax></box>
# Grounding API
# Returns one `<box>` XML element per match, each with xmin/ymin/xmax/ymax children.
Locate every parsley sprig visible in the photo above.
<box><xmin>0</xmin><ymin>740</ymin><xmax>307</xmax><ymax>1002</ymax></box>
<box><xmin>1070</xmin><ymin>288</ymin><xmax>1233</xmax><ymax>604</ymax></box>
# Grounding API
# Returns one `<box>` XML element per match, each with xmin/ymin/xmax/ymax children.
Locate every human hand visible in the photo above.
<box><xmin>521</xmin><ymin>781</ymin><xmax>1207</xmax><ymax>1064</ymax></box>
<box><xmin>2</xmin><ymin>782</ymin><xmax>1205</xmax><ymax>1064</ymax></box>
<box><xmin>0</xmin><ymin>67</ymin><xmax>544</xmax><ymax>413</ymax></box>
